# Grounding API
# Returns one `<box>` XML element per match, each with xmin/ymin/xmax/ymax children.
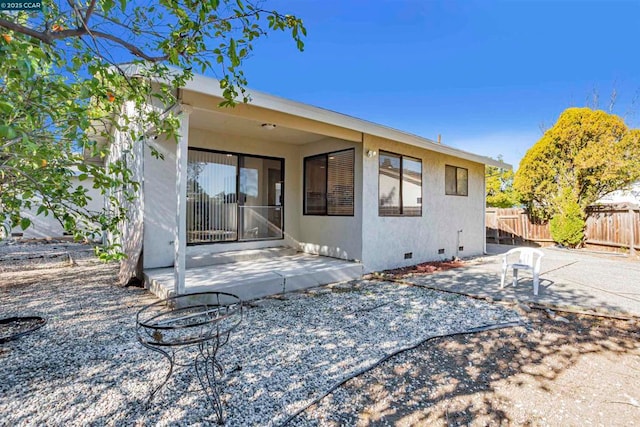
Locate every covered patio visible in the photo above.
<box><xmin>144</xmin><ymin>247</ymin><xmax>364</xmax><ymax>301</ymax></box>
<box><xmin>139</xmin><ymin>82</ymin><xmax>364</xmax><ymax>299</ymax></box>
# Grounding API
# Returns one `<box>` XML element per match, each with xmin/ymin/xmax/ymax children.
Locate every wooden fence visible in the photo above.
<box><xmin>486</xmin><ymin>204</ymin><xmax>639</xmax><ymax>255</ymax></box>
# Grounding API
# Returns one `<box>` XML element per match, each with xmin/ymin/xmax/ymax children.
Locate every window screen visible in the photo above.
<box><xmin>378</xmin><ymin>152</ymin><xmax>401</xmax><ymax>215</ymax></box>
<box><xmin>402</xmin><ymin>156</ymin><xmax>422</xmax><ymax>216</ymax></box>
<box><xmin>445</xmin><ymin>165</ymin><xmax>469</xmax><ymax>196</ymax></box>
<box><xmin>379</xmin><ymin>151</ymin><xmax>422</xmax><ymax>216</ymax></box>
<box><xmin>304</xmin><ymin>156</ymin><xmax>327</xmax><ymax>215</ymax></box>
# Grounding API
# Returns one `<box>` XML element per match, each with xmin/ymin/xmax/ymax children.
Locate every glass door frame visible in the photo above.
<box><xmin>187</xmin><ymin>147</ymin><xmax>285</xmax><ymax>246</ymax></box>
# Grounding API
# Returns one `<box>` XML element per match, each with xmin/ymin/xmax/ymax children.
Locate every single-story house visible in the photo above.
<box><xmin>109</xmin><ymin>72</ymin><xmax>510</xmax><ymax>298</ymax></box>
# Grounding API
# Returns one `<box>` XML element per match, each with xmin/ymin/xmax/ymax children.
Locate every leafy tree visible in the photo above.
<box><xmin>0</xmin><ymin>1</ymin><xmax>305</xmax><ymax>258</ymax></box>
<box><xmin>485</xmin><ymin>157</ymin><xmax>519</xmax><ymax>208</ymax></box>
<box><xmin>515</xmin><ymin>107</ymin><xmax>640</xmax><ymax>245</ymax></box>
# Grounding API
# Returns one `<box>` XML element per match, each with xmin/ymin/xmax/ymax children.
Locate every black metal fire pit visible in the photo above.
<box><xmin>136</xmin><ymin>292</ymin><xmax>242</xmax><ymax>424</ymax></box>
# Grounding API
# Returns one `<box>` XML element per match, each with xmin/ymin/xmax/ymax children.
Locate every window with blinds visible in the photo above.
<box><xmin>379</xmin><ymin>151</ymin><xmax>422</xmax><ymax>216</ymax></box>
<box><xmin>445</xmin><ymin>165</ymin><xmax>468</xmax><ymax>196</ymax></box>
<box><xmin>304</xmin><ymin>148</ymin><xmax>354</xmax><ymax>216</ymax></box>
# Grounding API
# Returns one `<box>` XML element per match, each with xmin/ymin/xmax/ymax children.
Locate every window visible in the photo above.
<box><xmin>445</xmin><ymin>165</ymin><xmax>468</xmax><ymax>196</ymax></box>
<box><xmin>304</xmin><ymin>149</ymin><xmax>354</xmax><ymax>216</ymax></box>
<box><xmin>186</xmin><ymin>148</ymin><xmax>284</xmax><ymax>244</ymax></box>
<box><xmin>378</xmin><ymin>151</ymin><xmax>422</xmax><ymax>216</ymax></box>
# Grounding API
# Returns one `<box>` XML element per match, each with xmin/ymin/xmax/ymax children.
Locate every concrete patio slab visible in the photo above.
<box><xmin>145</xmin><ymin>251</ymin><xmax>363</xmax><ymax>301</ymax></box>
<box><xmin>401</xmin><ymin>244</ymin><xmax>640</xmax><ymax>317</ymax></box>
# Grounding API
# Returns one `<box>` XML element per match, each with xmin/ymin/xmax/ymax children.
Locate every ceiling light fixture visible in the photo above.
<box><xmin>261</xmin><ymin>123</ymin><xmax>276</xmax><ymax>130</ymax></box>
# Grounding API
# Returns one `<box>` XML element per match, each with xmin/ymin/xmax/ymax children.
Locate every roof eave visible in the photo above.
<box><xmin>122</xmin><ymin>66</ymin><xmax>512</xmax><ymax>169</ymax></box>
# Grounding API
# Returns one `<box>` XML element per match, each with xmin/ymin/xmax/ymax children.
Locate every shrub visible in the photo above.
<box><xmin>550</xmin><ymin>189</ymin><xmax>585</xmax><ymax>247</ymax></box>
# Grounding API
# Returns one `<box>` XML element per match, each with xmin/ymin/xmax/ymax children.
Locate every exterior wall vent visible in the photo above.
<box><xmin>438</xmin><ymin>248</ymin><xmax>445</xmax><ymax>254</ymax></box>
<box><xmin>458</xmin><ymin>246</ymin><xmax>464</xmax><ymax>251</ymax></box>
<box><xmin>404</xmin><ymin>252</ymin><xmax>413</xmax><ymax>259</ymax></box>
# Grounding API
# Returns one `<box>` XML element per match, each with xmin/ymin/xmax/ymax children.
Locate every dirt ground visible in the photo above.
<box><xmin>2</xmin><ymin>242</ymin><xmax>639</xmax><ymax>426</ymax></box>
<box><xmin>300</xmin><ymin>310</ymin><xmax>640</xmax><ymax>426</ymax></box>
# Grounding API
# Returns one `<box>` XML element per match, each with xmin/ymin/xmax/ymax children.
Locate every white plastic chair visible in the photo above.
<box><xmin>500</xmin><ymin>247</ymin><xmax>544</xmax><ymax>295</ymax></box>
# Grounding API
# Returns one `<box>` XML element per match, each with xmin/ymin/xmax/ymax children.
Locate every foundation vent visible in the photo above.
<box><xmin>458</xmin><ymin>246</ymin><xmax>464</xmax><ymax>252</ymax></box>
<box><xmin>404</xmin><ymin>252</ymin><xmax>413</xmax><ymax>259</ymax></box>
<box><xmin>438</xmin><ymin>248</ymin><xmax>445</xmax><ymax>254</ymax></box>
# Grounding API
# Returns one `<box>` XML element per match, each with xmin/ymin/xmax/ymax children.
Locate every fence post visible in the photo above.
<box><xmin>630</xmin><ymin>208</ymin><xmax>637</xmax><ymax>257</ymax></box>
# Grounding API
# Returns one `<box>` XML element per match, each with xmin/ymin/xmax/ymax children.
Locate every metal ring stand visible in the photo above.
<box><xmin>136</xmin><ymin>292</ymin><xmax>242</xmax><ymax>424</ymax></box>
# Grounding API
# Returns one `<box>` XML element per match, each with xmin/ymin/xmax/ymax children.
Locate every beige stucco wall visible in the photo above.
<box><xmin>142</xmin><ymin>126</ymin><xmax>365</xmax><ymax>265</ymax></box>
<box><xmin>143</xmin><ymin>129</ymin><xmax>299</xmax><ymax>268</ymax></box>
<box><xmin>140</xmin><ymin>104</ymin><xmax>487</xmax><ymax>273</ymax></box>
<box><xmin>142</xmin><ymin>128</ymin><xmax>486</xmax><ymax>272</ymax></box>
<box><xmin>143</xmin><ymin>136</ymin><xmax>179</xmax><ymax>268</ymax></box>
<box><xmin>298</xmin><ymin>137</ymin><xmax>363</xmax><ymax>261</ymax></box>
<box><xmin>361</xmin><ymin>134</ymin><xmax>485</xmax><ymax>272</ymax></box>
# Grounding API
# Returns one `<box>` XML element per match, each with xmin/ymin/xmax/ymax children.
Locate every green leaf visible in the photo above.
<box><xmin>0</xmin><ymin>101</ymin><xmax>13</xmax><ymax>114</ymax></box>
<box><xmin>102</xmin><ymin>0</ymin><xmax>115</xmax><ymax>13</ymax></box>
<box><xmin>0</xmin><ymin>0</ymin><xmax>306</xmax><ymax>261</ymax></box>
<box><xmin>20</xmin><ymin>217</ymin><xmax>31</xmax><ymax>230</ymax></box>
<box><xmin>0</xmin><ymin>125</ymin><xmax>17</xmax><ymax>140</ymax></box>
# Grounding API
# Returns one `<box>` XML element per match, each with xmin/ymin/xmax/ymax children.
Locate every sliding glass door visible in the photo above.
<box><xmin>187</xmin><ymin>148</ymin><xmax>284</xmax><ymax>244</ymax></box>
<box><xmin>239</xmin><ymin>156</ymin><xmax>284</xmax><ymax>241</ymax></box>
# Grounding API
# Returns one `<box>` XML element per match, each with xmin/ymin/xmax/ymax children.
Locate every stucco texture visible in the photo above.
<box><xmin>360</xmin><ymin>134</ymin><xmax>485</xmax><ymax>272</ymax></box>
<box><xmin>140</xmin><ymin>94</ymin><xmax>487</xmax><ymax>274</ymax></box>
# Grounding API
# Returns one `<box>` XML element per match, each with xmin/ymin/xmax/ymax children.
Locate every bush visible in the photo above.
<box><xmin>550</xmin><ymin>189</ymin><xmax>585</xmax><ymax>247</ymax></box>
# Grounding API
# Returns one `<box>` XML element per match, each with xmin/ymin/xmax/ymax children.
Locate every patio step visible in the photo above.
<box><xmin>144</xmin><ymin>252</ymin><xmax>363</xmax><ymax>302</ymax></box>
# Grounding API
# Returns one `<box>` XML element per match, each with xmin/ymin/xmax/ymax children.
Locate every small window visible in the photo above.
<box><xmin>304</xmin><ymin>149</ymin><xmax>354</xmax><ymax>216</ymax></box>
<box><xmin>445</xmin><ymin>165</ymin><xmax>468</xmax><ymax>196</ymax></box>
<box><xmin>379</xmin><ymin>151</ymin><xmax>422</xmax><ymax>216</ymax></box>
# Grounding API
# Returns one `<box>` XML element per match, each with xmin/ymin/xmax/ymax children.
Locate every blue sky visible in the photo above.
<box><xmin>231</xmin><ymin>0</ymin><xmax>640</xmax><ymax>169</ymax></box>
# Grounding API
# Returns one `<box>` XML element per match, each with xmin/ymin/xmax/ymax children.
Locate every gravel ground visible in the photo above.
<box><xmin>0</xmin><ymin>243</ymin><xmax>520</xmax><ymax>426</ymax></box>
<box><xmin>0</xmin><ymin>240</ymin><xmax>97</xmax><ymax>273</ymax></box>
<box><xmin>4</xmin><ymin>242</ymin><xmax>638</xmax><ymax>426</ymax></box>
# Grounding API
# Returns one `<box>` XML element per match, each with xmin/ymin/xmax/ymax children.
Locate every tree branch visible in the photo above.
<box><xmin>84</xmin><ymin>0</ymin><xmax>97</xmax><ymax>23</ymax></box>
<box><xmin>0</xmin><ymin>18</ymin><xmax>167</xmax><ymax>61</ymax></box>
<box><xmin>0</xmin><ymin>18</ymin><xmax>53</xmax><ymax>43</ymax></box>
<box><xmin>68</xmin><ymin>29</ymin><xmax>169</xmax><ymax>61</ymax></box>
<box><xmin>91</xmin><ymin>12</ymin><xmax>165</xmax><ymax>37</ymax></box>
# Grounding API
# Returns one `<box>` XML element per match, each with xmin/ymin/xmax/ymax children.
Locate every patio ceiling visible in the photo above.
<box><xmin>189</xmin><ymin>106</ymin><xmax>331</xmax><ymax>145</ymax></box>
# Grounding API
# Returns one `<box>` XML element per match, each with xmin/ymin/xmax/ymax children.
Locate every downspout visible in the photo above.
<box><xmin>360</xmin><ymin>131</ymin><xmax>366</xmax><ymax>269</ymax></box>
<box><xmin>483</xmin><ymin>165</ymin><xmax>487</xmax><ymax>255</ymax></box>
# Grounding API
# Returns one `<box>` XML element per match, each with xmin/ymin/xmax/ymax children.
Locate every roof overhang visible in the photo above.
<box><xmin>124</xmin><ymin>64</ymin><xmax>511</xmax><ymax>169</ymax></box>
